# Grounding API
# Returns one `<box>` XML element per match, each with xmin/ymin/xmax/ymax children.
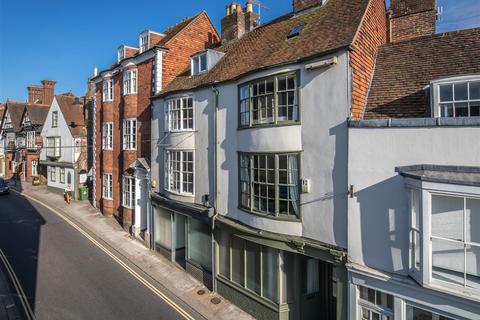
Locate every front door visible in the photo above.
<box><xmin>300</xmin><ymin>258</ymin><xmax>336</xmax><ymax>320</ymax></box>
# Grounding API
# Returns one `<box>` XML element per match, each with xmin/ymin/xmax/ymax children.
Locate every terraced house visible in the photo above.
<box><xmin>151</xmin><ymin>0</ymin><xmax>387</xmax><ymax>318</ymax></box>
<box><xmin>90</xmin><ymin>11</ymin><xmax>219</xmax><ymax>243</ymax></box>
<box><xmin>348</xmin><ymin>1</ymin><xmax>480</xmax><ymax>319</ymax></box>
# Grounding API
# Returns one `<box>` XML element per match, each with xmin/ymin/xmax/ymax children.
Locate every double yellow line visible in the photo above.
<box><xmin>0</xmin><ymin>248</ymin><xmax>36</xmax><ymax>320</ymax></box>
<box><xmin>11</xmin><ymin>190</ymin><xmax>196</xmax><ymax>320</ymax></box>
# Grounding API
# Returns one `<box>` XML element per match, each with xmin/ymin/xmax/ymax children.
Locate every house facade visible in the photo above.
<box><xmin>90</xmin><ymin>11</ymin><xmax>219</xmax><ymax>242</ymax></box>
<box><xmin>151</xmin><ymin>0</ymin><xmax>387</xmax><ymax>319</ymax></box>
<box><xmin>40</xmin><ymin>94</ymin><xmax>88</xmax><ymax>199</ymax></box>
<box><xmin>347</xmin><ymin>1</ymin><xmax>480</xmax><ymax>319</ymax></box>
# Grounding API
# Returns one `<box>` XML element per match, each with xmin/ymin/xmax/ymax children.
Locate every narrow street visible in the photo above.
<box><xmin>0</xmin><ymin>191</ymin><xmax>201</xmax><ymax>320</ymax></box>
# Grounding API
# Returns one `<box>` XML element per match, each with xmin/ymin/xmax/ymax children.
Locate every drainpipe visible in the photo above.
<box><xmin>211</xmin><ymin>86</ymin><xmax>220</xmax><ymax>292</ymax></box>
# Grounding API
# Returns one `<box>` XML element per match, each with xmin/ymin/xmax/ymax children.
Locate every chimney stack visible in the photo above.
<box><xmin>27</xmin><ymin>79</ymin><xmax>56</xmax><ymax>105</ymax></box>
<box><xmin>221</xmin><ymin>1</ymin><xmax>259</xmax><ymax>44</ymax></box>
<box><xmin>389</xmin><ymin>0</ymin><xmax>436</xmax><ymax>43</ymax></box>
<box><xmin>293</xmin><ymin>0</ymin><xmax>324</xmax><ymax>13</ymax></box>
<box><xmin>41</xmin><ymin>80</ymin><xmax>56</xmax><ymax>106</ymax></box>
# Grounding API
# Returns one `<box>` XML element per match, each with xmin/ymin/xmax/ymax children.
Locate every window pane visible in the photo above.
<box><xmin>466</xmin><ymin>198</ymin><xmax>480</xmax><ymax>244</ymax></box>
<box><xmin>432</xmin><ymin>238</ymin><xmax>465</xmax><ymax>286</ymax></box>
<box><xmin>154</xmin><ymin>208</ymin><xmax>172</xmax><ymax>249</ymax></box>
<box><xmin>470</xmin><ymin>81</ymin><xmax>480</xmax><ymax>100</ymax></box>
<box><xmin>440</xmin><ymin>84</ymin><xmax>453</xmax><ymax>102</ymax></box>
<box><xmin>246</xmin><ymin>241</ymin><xmax>261</xmax><ymax>294</ymax></box>
<box><xmin>440</xmin><ymin>103</ymin><xmax>454</xmax><ymax>117</ymax></box>
<box><xmin>218</xmin><ymin>230</ymin><xmax>230</xmax><ymax>278</ymax></box>
<box><xmin>231</xmin><ymin>237</ymin><xmax>245</xmax><ymax>286</ymax></box>
<box><xmin>188</xmin><ymin>219</ymin><xmax>212</xmax><ymax>271</ymax></box>
<box><xmin>454</xmin><ymin>102</ymin><xmax>469</xmax><ymax>117</ymax></box>
<box><xmin>431</xmin><ymin>195</ymin><xmax>464</xmax><ymax>241</ymax></box>
<box><xmin>262</xmin><ymin>246</ymin><xmax>278</xmax><ymax>302</ymax></box>
<box><xmin>281</xmin><ymin>251</ymin><xmax>295</xmax><ymax>303</ymax></box>
<box><xmin>470</xmin><ymin>102</ymin><xmax>480</xmax><ymax>117</ymax></box>
<box><xmin>454</xmin><ymin>82</ymin><xmax>468</xmax><ymax>100</ymax></box>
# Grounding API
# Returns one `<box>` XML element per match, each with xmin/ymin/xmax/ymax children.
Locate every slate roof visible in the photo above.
<box><xmin>55</xmin><ymin>95</ymin><xmax>86</xmax><ymax>137</ymax></box>
<box><xmin>2</xmin><ymin>102</ymin><xmax>27</xmax><ymax>133</ymax></box>
<box><xmin>24</xmin><ymin>104</ymin><xmax>50</xmax><ymax>129</ymax></box>
<box><xmin>364</xmin><ymin>27</ymin><xmax>480</xmax><ymax>119</ymax></box>
<box><xmin>158</xmin><ymin>0</ymin><xmax>370</xmax><ymax>96</ymax></box>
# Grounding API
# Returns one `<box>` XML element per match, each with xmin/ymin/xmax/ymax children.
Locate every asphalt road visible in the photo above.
<box><xmin>0</xmin><ymin>191</ymin><xmax>198</xmax><ymax>320</ymax></box>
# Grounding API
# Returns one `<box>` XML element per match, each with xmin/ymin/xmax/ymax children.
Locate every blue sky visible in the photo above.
<box><xmin>0</xmin><ymin>0</ymin><xmax>479</xmax><ymax>102</ymax></box>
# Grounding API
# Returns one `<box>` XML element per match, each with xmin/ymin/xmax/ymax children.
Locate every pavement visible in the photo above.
<box><xmin>0</xmin><ymin>181</ymin><xmax>253</xmax><ymax>320</ymax></box>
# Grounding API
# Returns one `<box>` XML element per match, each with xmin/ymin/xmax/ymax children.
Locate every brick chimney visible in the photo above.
<box><xmin>41</xmin><ymin>80</ymin><xmax>56</xmax><ymax>106</ymax></box>
<box><xmin>389</xmin><ymin>0</ymin><xmax>436</xmax><ymax>43</ymax></box>
<box><xmin>221</xmin><ymin>1</ymin><xmax>259</xmax><ymax>44</ymax></box>
<box><xmin>27</xmin><ymin>85</ymin><xmax>44</xmax><ymax>104</ymax></box>
<box><xmin>293</xmin><ymin>0</ymin><xmax>324</xmax><ymax>13</ymax></box>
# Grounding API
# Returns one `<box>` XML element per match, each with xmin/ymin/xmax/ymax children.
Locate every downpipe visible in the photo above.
<box><xmin>211</xmin><ymin>86</ymin><xmax>220</xmax><ymax>292</ymax></box>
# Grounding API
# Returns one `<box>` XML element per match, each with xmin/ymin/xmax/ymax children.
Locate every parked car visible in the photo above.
<box><xmin>0</xmin><ymin>178</ymin><xmax>10</xmax><ymax>195</ymax></box>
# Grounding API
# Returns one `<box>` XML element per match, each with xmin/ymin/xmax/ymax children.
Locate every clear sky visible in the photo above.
<box><xmin>0</xmin><ymin>0</ymin><xmax>479</xmax><ymax>102</ymax></box>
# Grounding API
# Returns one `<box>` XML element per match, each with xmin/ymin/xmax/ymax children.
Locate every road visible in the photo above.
<box><xmin>0</xmin><ymin>191</ymin><xmax>200</xmax><ymax>320</ymax></box>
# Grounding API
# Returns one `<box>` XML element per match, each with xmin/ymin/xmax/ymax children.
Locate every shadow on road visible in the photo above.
<box><xmin>0</xmin><ymin>178</ymin><xmax>45</xmax><ymax>314</ymax></box>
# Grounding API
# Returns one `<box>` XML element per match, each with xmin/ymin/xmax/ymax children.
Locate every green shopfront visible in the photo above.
<box><xmin>215</xmin><ymin>216</ymin><xmax>348</xmax><ymax>320</ymax></box>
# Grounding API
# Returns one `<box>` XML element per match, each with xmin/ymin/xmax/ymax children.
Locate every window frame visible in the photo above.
<box><xmin>26</xmin><ymin>131</ymin><xmax>36</xmax><ymax>149</ymax></box>
<box><xmin>406</xmin><ymin>179</ymin><xmax>480</xmax><ymax>296</ymax></box>
<box><xmin>102</xmin><ymin>122</ymin><xmax>113</xmax><ymax>150</ymax></box>
<box><xmin>191</xmin><ymin>53</ymin><xmax>208</xmax><ymax>75</ymax></box>
<box><xmin>123</xmin><ymin>69</ymin><xmax>138</xmax><ymax>95</ymax></box>
<box><xmin>139</xmin><ymin>33</ymin><xmax>149</xmax><ymax>53</ymax></box>
<box><xmin>431</xmin><ymin>75</ymin><xmax>480</xmax><ymax>118</ymax></box>
<box><xmin>356</xmin><ymin>285</ymin><xmax>394</xmax><ymax>320</ymax></box>
<box><xmin>52</xmin><ymin>111</ymin><xmax>58</xmax><ymax>128</ymax></box>
<box><xmin>164</xmin><ymin>96</ymin><xmax>194</xmax><ymax>132</ymax></box>
<box><xmin>122</xmin><ymin>118</ymin><xmax>137</xmax><ymax>151</ymax></box>
<box><xmin>238</xmin><ymin>152</ymin><xmax>301</xmax><ymax>219</ymax></box>
<box><xmin>31</xmin><ymin>160</ymin><xmax>38</xmax><ymax>177</ymax></box>
<box><xmin>59</xmin><ymin>168</ymin><xmax>65</xmax><ymax>184</ymax></box>
<box><xmin>164</xmin><ymin>149</ymin><xmax>195</xmax><ymax>196</ymax></box>
<box><xmin>102</xmin><ymin>79</ymin><xmax>114</xmax><ymax>102</ymax></box>
<box><xmin>46</xmin><ymin>136</ymin><xmax>61</xmax><ymax>158</ymax></box>
<box><xmin>103</xmin><ymin>173</ymin><xmax>113</xmax><ymax>200</ymax></box>
<box><xmin>238</xmin><ymin>71</ymin><xmax>300</xmax><ymax>128</ymax></box>
<box><xmin>122</xmin><ymin>175</ymin><xmax>135</xmax><ymax>208</ymax></box>
<box><xmin>50</xmin><ymin>167</ymin><xmax>56</xmax><ymax>182</ymax></box>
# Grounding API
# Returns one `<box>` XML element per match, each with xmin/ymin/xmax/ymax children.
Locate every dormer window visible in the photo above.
<box><xmin>431</xmin><ymin>75</ymin><xmax>480</xmax><ymax>118</ymax></box>
<box><xmin>139</xmin><ymin>32</ymin><xmax>149</xmax><ymax>53</ymax></box>
<box><xmin>191</xmin><ymin>53</ymin><xmax>207</xmax><ymax>75</ymax></box>
<box><xmin>117</xmin><ymin>46</ymin><xmax>126</xmax><ymax>63</ymax></box>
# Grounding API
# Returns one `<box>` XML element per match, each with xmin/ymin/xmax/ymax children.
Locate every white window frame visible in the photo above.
<box><xmin>46</xmin><ymin>137</ymin><xmax>61</xmax><ymax>158</ymax></box>
<box><xmin>103</xmin><ymin>173</ymin><xmax>113</xmax><ymax>200</ymax></box>
<box><xmin>117</xmin><ymin>46</ymin><xmax>125</xmax><ymax>62</ymax></box>
<box><xmin>406</xmin><ymin>178</ymin><xmax>480</xmax><ymax>297</ymax></box>
<box><xmin>26</xmin><ymin>131</ymin><xmax>36</xmax><ymax>149</ymax></box>
<box><xmin>123</xmin><ymin>69</ymin><xmax>138</xmax><ymax>95</ymax></box>
<box><xmin>60</xmin><ymin>168</ymin><xmax>65</xmax><ymax>184</ymax></box>
<box><xmin>103</xmin><ymin>79</ymin><xmax>114</xmax><ymax>102</ymax></box>
<box><xmin>164</xmin><ymin>97</ymin><xmax>194</xmax><ymax>132</ymax></box>
<box><xmin>191</xmin><ymin>53</ymin><xmax>207</xmax><ymax>75</ymax></box>
<box><xmin>50</xmin><ymin>166</ymin><xmax>56</xmax><ymax>182</ymax></box>
<box><xmin>31</xmin><ymin>160</ymin><xmax>38</xmax><ymax>177</ymax></box>
<box><xmin>139</xmin><ymin>32</ymin><xmax>149</xmax><ymax>53</ymax></box>
<box><xmin>164</xmin><ymin>150</ymin><xmax>194</xmax><ymax>195</ymax></box>
<box><xmin>431</xmin><ymin>75</ymin><xmax>480</xmax><ymax>118</ymax></box>
<box><xmin>52</xmin><ymin>111</ymin><xmax>58</xmax><ymax>128</ymax></box>
<box><xmin>356</xmin><ymin>285</ymin><xmax>394</xmax><ymax>320</ymax></box>
<box><xmin>102</xmin><ymin>122</ymin><xmax>113</xmax><ymax>150</ymax></box>
<box><xmin>122</xmin><ymin>175</ymin><xmax>135</xmax><ymax>208</ymax></box>
<box><xmin>122</xmin><ymin>119</ymin><xmax>137</xmax><ymax>150</ymax></box>
<box><xmin>406</xmin><ymin>303</ymin><xmax>457</xmax><ymax>320</ymax></box>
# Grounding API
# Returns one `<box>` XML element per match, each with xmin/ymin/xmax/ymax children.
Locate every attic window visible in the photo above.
<box><xmin>191</xmin><ymin>53</ymin><xmax>207</xmax><ymax>76</ymax></box>
<box><xmin>287</xmin><ymin>24</ymin><xmax>304</xmax><ymax>39</ymax></box>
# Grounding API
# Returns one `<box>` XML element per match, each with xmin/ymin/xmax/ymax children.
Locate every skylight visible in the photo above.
<box><xmin>288</xmin><ymin>24</ymin><xmax>304</xmax><ymax>39</ymax></box>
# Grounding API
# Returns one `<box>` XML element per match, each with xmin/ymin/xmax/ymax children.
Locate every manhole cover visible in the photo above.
<box><xmin>211</xmin><ymin>297</ymin><xmax>221</xmax><ymax>305</ymax></box>
<box><xmin>197</xmin><ymin>289</ymin><xmax>205</xmax><ymax>295</ymax></box>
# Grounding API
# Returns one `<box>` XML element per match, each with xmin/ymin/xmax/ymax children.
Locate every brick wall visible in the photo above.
<box><xmin>293</xmin><ymin>0</ymin><xmax>323</xmax><ymax>12</ymax></box>
<box><xmin>162</xmin><ymin>12</ymin><xmax>219</xmax><ymax>87</ymax></box>
<box><xmin>390</xmin><ymin>10</ymin><xmax>436</xmax><ymax>42</ymax></box>
<box><xmin>350</xmin><ymin>0</ymin><xmax>388</xmax><ymax>119</ymax></box>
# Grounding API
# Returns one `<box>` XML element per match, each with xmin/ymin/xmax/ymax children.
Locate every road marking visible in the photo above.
<box><xmin>11</xmin><ymin>190</ymin><xmax>196</xmax><ymax>320</ymax></box>
<box><xmin>0</xmin><ymin>248</ymin><xmax>36</xmax><ymax>320</ymax></box>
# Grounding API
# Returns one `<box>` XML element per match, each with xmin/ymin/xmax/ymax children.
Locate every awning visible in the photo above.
<box><xmin>151</xmin><ymin>192</ymin><xmax>212</xmax><ymax>223</ymax></box>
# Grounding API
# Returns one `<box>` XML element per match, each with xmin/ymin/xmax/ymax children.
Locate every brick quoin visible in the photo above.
<box><xmin>94</xmin><ymin>11</ymin><xmax>219</xmax><ymax>230</ymax></box>
<box><xmin>349</xmin><ymin>0</ymin><xmax>388</xmax><ymax>120</ymax></box>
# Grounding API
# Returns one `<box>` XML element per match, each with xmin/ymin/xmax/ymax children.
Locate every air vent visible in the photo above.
<box><xmin>288</xmin><ymin>24</ymin><xmax>304</xmax><ymax>38</ymax></box>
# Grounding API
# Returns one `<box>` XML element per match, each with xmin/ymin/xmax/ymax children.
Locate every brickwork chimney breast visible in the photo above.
<box><xmin>389</xmin><ymin>0</ymin><xmax>436</xmax><ymax>43</ymax></box>
<box><xmin>293</xmin><ymin>0</ymin><xmax>324</xmax><ymax>13</ymax></box>
<box><xmin>221</xmin><ymin>1</ymin><xmax>258</xmax><ymax>44</ymax></box>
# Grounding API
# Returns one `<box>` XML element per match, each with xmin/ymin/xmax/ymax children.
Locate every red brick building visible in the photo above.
<box><xmin>91</xmin><ymin>11</ymin><xmax>219</xmax><ymax>235</ymax></box>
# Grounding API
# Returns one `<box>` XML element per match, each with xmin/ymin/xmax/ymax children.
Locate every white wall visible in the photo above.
<box><xmin>348</xmin><ymin>126</ymin><xmax>480</xmax><ymax>274</ymax></box>
<box><xmin>47</xmin><ymin>166</ymin><xmax>75</xmax><ymax>191</ymax></box>
<box><xmin>152</xmin><ymin>50</ymin><xmax>351</xmax><ymax>249</ymax></box>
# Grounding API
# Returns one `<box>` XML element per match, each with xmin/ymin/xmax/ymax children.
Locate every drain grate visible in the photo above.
<box><xmin>197</xmin><ymin>289</ymin><xmax>205</xmax><ymax>295</ymax></box>
<box><xmin>210</xmin><ymin>297</ymin><xmax>221</xmax><ymax>305</ymax></box>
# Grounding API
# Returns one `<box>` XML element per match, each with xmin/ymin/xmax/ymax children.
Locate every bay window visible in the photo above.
<box><xmin>165</xmin><ymin>97</ymin><xmax>194</xmax><ymax>131</ymax></box>
<box><xmin>240</xmin><ymin>153</ymin><xmax>300</xmax><ymax>218</ymax></box>
<box><xmin>122</xmin><ymin>119</ymin><xmax>136</xmax><ymax>150</ymax></box>
<box><xmin>165</xmin><ymin>150</ymin><xmax>194</xmax><ymax>195</ymax></box>
<box><xmin>103</xmin><ymin>173</ymin><xmax>113</xmax><ymax>200</ymax></box>
<box><xmin>103</xmin><ymin>79</ymin><xmax>113</xmax><ymax>102</ymax></box>
<box><xmin>122</xmin><ymin>175</ymin><xmax>135</xmax><ymax>208</ymax></box>
<box><xmin>239</xmin><ymin>72</ymin><xmax>299</xmax><ymax>127</ymax></box>
<box><xmin>102</xmin><ymin>122</ymin><xmax>113</xmax><ymax>150</ymax></box>
<box><xmin>406</xmin><ymin>305</ymin><xmax>455</xmax><ymax>320</ymax></box>
<box><xmin>123</xmin><ymin>69</ymin><xmax>137</xmax><ymax>95</ymax></box>
<box><xmin>357</xmin><ymin>286</ymin><xmax>394</xmax><ymax>320</ymax></box>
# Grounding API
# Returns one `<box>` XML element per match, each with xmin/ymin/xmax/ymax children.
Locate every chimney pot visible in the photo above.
<box><xmin>246</xmin><ymin>0</ymin><xmax>253</xmax><ymax>13</ymax></box>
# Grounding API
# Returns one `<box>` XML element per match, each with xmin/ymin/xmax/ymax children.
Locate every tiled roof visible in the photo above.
<box><xmin>3</xmin><ymin>101</ymin><xmax>27</xmax><ymax>133</ymax></box>
<box><xmin>159</xmin><ymin>0</ymin><xmax>370</xmax><ymax>96</ymax></box>
<box><xmin>25</xmin><ymin>104</ymin><xmax>50</xmax><ymax>128</ymax></box>
<box><xmin>364</xmin><ymin>28</ymin><xmax>480</xmax><ymax>119</ymax></box>
<box><xmin>55</xmin><ymin>95</ymin><xmax>86</xmax><ymax>137</ymax></box>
